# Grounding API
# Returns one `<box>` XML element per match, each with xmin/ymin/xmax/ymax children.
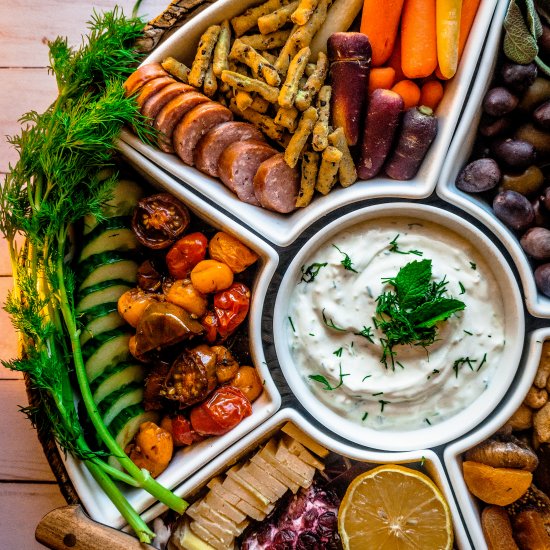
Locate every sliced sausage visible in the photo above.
<box><xmin>173</xmin><ymin>103</ymin><xmax>233</xmax><ymax>166</ymax></box>
<box><xmin>218</xmin><ymin>140</ymin><xmax>278</xmax><ymax>205</ymax></box>
<box><xmin>136</xmin><ymin>76</ymin><xmax>175</xmax><ymax>110</ymax></box>
<box><xmin>124</xmin><ymin>63</ymin><xmax>168</xmax><ymax>96</ymax></box>
<box><xmin>141</xmin><ymin>82</ymin><xmax>195</xmax><ymax>122</ymax></box>
<box><xmin>154</xmin><ymin>92</ymin><xmax>211</xmax><ymax>153</ymax></box>
<box><xmin>194</xmin><ymin>122</ymin><xmax>264</xmax><ymax>178</ymax></box>
<box><xmin>253</xmin><ymin>153</ymin><xmax>299</xmax><ymax>213</ymax></box>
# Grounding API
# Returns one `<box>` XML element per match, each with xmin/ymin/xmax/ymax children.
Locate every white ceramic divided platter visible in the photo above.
<box><xmin>444</xmin><ymin>329</ymin><xmax>550</xmax><ymax>550</ymax></box>
<box><xmin>437</xmin><ymin>0</ymin><xmax>550</xmax><ymax>318</ymax></box>
<box><xmin>139</xmin><ymin>408</ymin><xmax>472</xmax><ymax>549</ymax></box>
<box><xmin>274</xmin><ymin>203</ymin><xmax>525</xmax><ymax>451</ymax></box>
<box><xmin>61</xmin><ymin>141</ymin><xmax>281</xmax><ymax>529</ymax></box>
<box><xmin>119</xmin><ymin>0</ymin><xmax>499</xmax><ymax>247</ymax></box>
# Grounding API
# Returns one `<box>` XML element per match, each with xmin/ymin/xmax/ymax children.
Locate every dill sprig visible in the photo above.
<box><xmin>0</xmin><ymin>9</ymin><xmax>181</xmax><ymax>543</ymax></box>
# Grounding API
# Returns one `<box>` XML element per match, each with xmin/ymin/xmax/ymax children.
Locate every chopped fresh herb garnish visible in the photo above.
<box><xmin>420</xmin><ymin>455</ymin><xmax>427</xmax><ymax>465</ymax></box>
<box><xmin>362</xmin><ymin>412</ymin><xmax>369</xmax><ymax>421</ymax></box>
<box><xmin>300</xmin><ymin>262</ymin><xmax>327</xmax><ymax>283</ymax></box>
<box><xmin>453</xmin><ymin>356</ymin><xmax>478</xmax><ymax>377</ymax></box>
<box><xmin>372</xmin><ymin>391</ymin><xmax>384</xmax><ymax>396</ymax></box>
<box><xmin>309</xmin><ymin>332</ymin><xmax>315</xmax><ymax>336</ymax></box>
<box><xmin>354</xmin><ymin>325</ymin><xmax>374</xmax><ymax>343</ymax></box>
<box><xmin>379</xmin><ymin>399</ymin><xmax>390</xmax><ymax>412</ymax></box>
<box><xmin>374</xmin><ymin>259</ymin><xmax>466</xmax><ymax>369</ymax></box>
<box><xmin>470</xmin><ymin>261</ymin><xmax>477</xmax><ymax>270</ymax></box>
<box><xmin>322</xmin><ymin>308</ymin><xmax>347</xmax><ymax>332</ymax></box>
<box><xmin>332</xmin><ymin>244</ymin><xmax>358</xmax><ymax>273</ymax></box>
<box><xmin>464</xmin><ymin>329</ymin><xmax>473</xmax><ymax>335</ymax></box>
<box><xmin>459</xmin><ymin>282</ymin><xmax>466</xmax><ymax>294</ymax></box>
<box><xmin>388</xmin><ymin>234</ymin><xmax>424</xmax><ymax>256</ymax></box>
<box><xmin>477</xmin><ymin>353</ymin><xmax>488</xmax><ymax>371</ymax></box>
<box><xmin>424</xmin><ymin>418</ymin><xmax>432</xmax><ymax>425</ymax></box>
<box><xmin>288</xmin><ymin>316</ymin><xmax>296</xmax><ymax>332</ymax></box>
<box><xmin>427</xmin><ymin>369</ymin><xmax>440</xmax><ymax>380</ymax></box>
<box><xmin>308</xmin><ymin>363</ymin><xmax>349</xmax><ymax>391</ymax></box>
<box><xmin>362</xmin><ymin>374</ymin><xmax>372</xmax><ymax>381</ymax></box>
<box><xmin>333</xmin><ymin>347</ymin><xmax>343</xmax><ymax>357</ymax></box>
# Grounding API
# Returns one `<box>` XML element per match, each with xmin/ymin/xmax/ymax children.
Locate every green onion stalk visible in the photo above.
<box><xmin>0</xmin><ymin>9</ymin><xmax>187</xmax><ymax>543</ymax></box>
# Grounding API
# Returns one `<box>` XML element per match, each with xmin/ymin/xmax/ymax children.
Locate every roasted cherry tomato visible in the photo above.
<box><xmin>214</xmin><ymin>283</ymin><xmax>251</xmax><ymax>339</ymax></box>
<box><xmin>201</xmin><ymin>310</ymin><xmax>218</xmax><ymax>343</ymax></box>
<box><xmin>161</xmin><ymin>415</ymin><xmax>204</xmax><ymax>446</ymax></box>
<box><xmin>132</xmin><ymin>193</ymin><xmax>190</xmax><ymax>250</ymax></box>
<box><xmin>208</xmin><ymin>232</ymin><xmax>259</xmax><ymax>273</ymax></box>
<box><xmin>190</xmin><ymin>386</ymin><xmax>252</xmax><ymax>436</ymax></box>
<box><xmin>166</xmin><ymin>232</ymin><xmax>208</xmax><ymax>279</ymax></box>
<box><xmin>137</xmin><ymin>259</ymin><xmax>163</xmax><ymax>292</ymax></box>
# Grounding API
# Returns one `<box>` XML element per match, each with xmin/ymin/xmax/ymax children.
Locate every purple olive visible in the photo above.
<box><xmin>520</xmin><ymin>227</ymin><xmax>550</xmax><ymax>259</ymax></box>
<box><xmin>483</xmin><ymin>87</ymin><xmax>519</xmax><ymax>117</ymax></box>
<box><xmin>491</xmin><ymin>139</ymin><xmax>536</xmax><ymax>169</ymax></box>
<box><xmin>479</xmin><ymin>115</ymin><xmax>512</xmax><ymax>137</ymax></box>
<box><xmin>501</xmin><ymin>62</ymin><xmax>537</xmax><ymax>93</ymax></box>
<box><xmin>456</xmin><ymin>158</ymin><xmax>501</xmax><ymax>193</ymax></box>
<box><xmin>493</xmin><ymin>190</ymin><xmax>535</xmax><ymax>231</ymax></box>
<box><xmin>535</xmin><ymin>263</ymin><xmax>550</xmax><ymax>297</ymax></box>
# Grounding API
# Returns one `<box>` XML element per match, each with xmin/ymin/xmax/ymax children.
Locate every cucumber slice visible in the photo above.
<box><xmin>91</xmin><ymin>362</ymin><xmax>146</xmax><ymax>405</ymax></box>
<box><xmin>77</xmin><ymin>251</ymin><xmax>138</xmax><ymax>291</ymax></box>
<box><xmin>107</xmin><ymin>405</ymin><xmax>159</xmax><ymax>469</ymax></box>
<box><xmin>82</xmin><ymin>327</ymin><xmax>132</xmax><ymax>383</ymax></box>
<box><xmin>79</xmin><ymin>216</ymin><xmax>137</xmax><ymax>262</ymax></box>
<box><xmin>84</xmin><ymin>179</ymin><xmax>144</xmax><ymax>235</ymax></box>
<box><xmin>99</xmin><ymin>383</ymin><xmax>144</xmax><ymax>427</ymax></box>
<box><xmin>76</xmin><ymin>279</ymin><xmax>134</xmax><ymax>313</ymax></box>
<box><xmin>80</xmin><ymin>303</ymin><xmax>125</xmax><ymax>346</ymax></box>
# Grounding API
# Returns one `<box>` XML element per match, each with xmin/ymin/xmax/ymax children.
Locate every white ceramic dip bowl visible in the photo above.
<box><xmin>274</xmin><ymin>203</ymin><xmax>525</xmax><ymax>451</ymax></box>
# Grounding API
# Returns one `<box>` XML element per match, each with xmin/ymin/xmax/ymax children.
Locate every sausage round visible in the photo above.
<box><xmin>136</xmin><ymin>76</ymin><xmax>175</xmax><ymax>110</ymax></box>
<box><xmin>124</xmin><ymin>63</ymin><xmax>168</xmax><ymax>96</ymax></box>
<box><xmin>218</xmin><ymin>140</ymin><xmax>277</xmax><ymax>205</ymax></box>
<box><xmin>194</xmin><ymin>122</ymin><xmax>264</xmax><ymax>177</ymax></box>
<box><xmin>173</xmin><ymin>103</ymin><xmax>233</xmax><ymax>166</ymax></box>
<box><xmin>154</xmin><ymin>92</ymin><xmax>211</xmax><ymax>153</ymax></box>
<box><xmin>141</xmin><ymin>82</ymin><xmax>195</xmax><ymax>122</ymax></box>
<box><xmin>253</xmin><ymin>153</ymin><xmax>299</xmax><ymax>213</ymax></box>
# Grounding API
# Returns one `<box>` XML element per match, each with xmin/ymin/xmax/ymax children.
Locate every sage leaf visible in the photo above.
<box><xmin>504</xmin><ymin>0</ymin><xmax>538</xmax><ymax>63</ymax></box>
<box><xmin>525</xmin><ymin>0</ymin><xmax>543</xmax><ymax>39</ymax></box>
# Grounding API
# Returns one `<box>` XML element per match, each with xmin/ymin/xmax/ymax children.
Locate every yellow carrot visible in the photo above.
<box><xmin>436</xmin><ymin>0</ymin><xmax>462</xmax><ymax>79</ymax></box>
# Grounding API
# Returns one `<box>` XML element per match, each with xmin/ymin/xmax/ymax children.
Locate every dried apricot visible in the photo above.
<box><xmin>481</xmin><ymin>506</ymin><xmax>518</xmax><ymax>550</ymax></box>
<box><xmin>463</xmin><ymin>461</ymin><xmax>532</xmax><ymax>506</ymax></box>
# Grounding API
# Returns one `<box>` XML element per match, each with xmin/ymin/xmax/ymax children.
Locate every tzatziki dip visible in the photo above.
<box><xmin>287</xmin><ymin>217</ymin><xmax>506</xmax><ymax>430</ymax></box>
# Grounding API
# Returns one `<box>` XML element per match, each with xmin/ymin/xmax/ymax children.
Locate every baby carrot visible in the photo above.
<box><xmin>360</xmin><ymin>0</ymin><xmax>405</xmax><ymax>66</ymax></box>
<box><xmin>420</xmin><ymin>80</ymin><xmax>444</xmax><ymax>110</ymax></box>
<box><xmin>458</xmin><ymin>0</ymin><xmax>481</xmax><ymax>60</ymax></box>
<box><xmin>401</xmin><ymin>0</ymin><xmax>437</xmax><ymax>79</ymax></box>
<box><xmin>368</xmin><ymin>67</ymin><xmax>396</xmax><ymax>93</ymax></box>
<box><xmin>387</xmin><ymin>38</ymin><xmax>406</xmax><ymax>82</ymax></box>
<box><xmin>436</xmin><ymin>0</ymin><xmax>463</xmax><ymax>79</ymax></box>
<box><xmin>391</xmin><ymin>79</ymin><xmax>421</xmax><ymax>109</ymax></box>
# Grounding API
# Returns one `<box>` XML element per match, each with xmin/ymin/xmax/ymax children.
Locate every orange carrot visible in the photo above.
<box><xmin>360</xmin><ymin>0</ymin><xmax>406</xmax><ymax>66</ymax></box>
<box><xmin>368</xmin><ymin>67</ymin><xmax>396</xmax><ymax>93</ymax></box>
<box><xmin>387</xmin><ymin>38</ymin><xmax>406</xmax><ymax>82</ymax></box>
<box><xmin>458</xmin><ymin>0</ymin><xmax>481</xmax><ymax>61</ymax></box>
<box><xmin>436</xmin><ymin>0</ymin><xmax>463</xmax><ymax>79</ymax></box>
<box><xmin>435</xmin><ymin>66</ymin><xmax>447</xmax><ymax>80</ymax></box>
<box><xmin>391</xmin><ymin>80</ymin><xmax>421</xmax><ymax>109</ymax></box>
<box><xmin>401</xmin><ymin>0</ymin><xmax>437</xmax><ymax>79</ymax></box>
<box><xmin>420</xmin><ymin>80</ymin><xmax>444</xmax><ymax>110</ymax></box>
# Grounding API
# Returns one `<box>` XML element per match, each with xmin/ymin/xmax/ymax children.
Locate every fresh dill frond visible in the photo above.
<box><xmin>332</xmin><ymin>244</ymin><xmax>358</xmax><ymax>272</ymax></box>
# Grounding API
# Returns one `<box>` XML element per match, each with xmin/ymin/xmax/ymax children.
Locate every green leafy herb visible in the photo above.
<box><xmin>362</xmin><ymin>412</ymin><xmax>369</xmax><ymax>421</ymax></box>
<box><xmin>333</xmin><ymin>347</ymin><xmax>343</xmax><ymax>357</ymax></box>
<box><xmin>374</xmin><ymin>259</ymin><xmax>466</xmax><ymax>369</ymax></box>
<box><xmin>470</xmin><ymin>262</ymin><xmax>477</xmax><ymax>270</ymax></box>
<box><xmin>372</xmin><ymin>391</ymin><xmax>384</xmax><ymax>396</ymax></box>
<box><xmin>362</xmin><ymin>374</ymin><xmax>372</xmax><ymax>381</ymax></box>
<box><xmin>379</xmin><ymin>399</ymin><xmax>390</xmax><ymax>412</ymax></box>
<box><xmin>459</xmin><ymin>282</ymin><xmax>466</xmax><ymax>295</ymax></box>
<box><xmin>420</xmin><ymin>455</ymin><xmax>427</xmax><ymax>465</ymax></box>
<box><xmin>464</xmin><ymin>329</ymin><xmax>473</xmax><ymax>335</ymax></box>
<box><xmin>453</xmin><ymin>356</ymin><xmax>478</xmax><ymax>377</ymax></box>
<box><xmin>388</xmin><ymin>234</ymin><xmax>423</xmax><ymax>256</ymax></box>
<box><xmin>308</xmin><ymin>363</ymin><xmax>349</xmax><ymax>391</ymax></box>
<box><xmin>322</xmin><ymin>308</ymin><xmax>347</xmax><ymax>332</ymax></box>
<box><xmin>504</xmin><ymin>0</ymin><xmax>539</xmax><ymax>64</ymax></box>
<box><xmin>354</xmin><ymin>325</ymin><xmax>374</xmax><ymax>343</ymax></box>
<box><xmin>332</xmin><ymin>244</ymin><xmax>358</xmax><ymax>273</ymax></box>
<box><xmin>288</xmin><ymin>316</ymin><xmax>296</xmax><ymax>332</ymax></box>
<box><xmin>427</xmin><ymin>369</ymin><xmax>440</xmax><ymax>380</ymax></box>
<box><xmin>477</xmin><ymin>353</ymin><xmax>488</xmax><ymax>371</ymax></box>
<box><xmin>300</xmin><ymin>262</ymin><xmax>327</xmax><ymax>283</ymax></box>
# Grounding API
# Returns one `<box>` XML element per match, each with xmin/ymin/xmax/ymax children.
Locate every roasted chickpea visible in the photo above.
<box><xmin>208</xmin><ymin>232</ymin><xmax>259</xmax><ymax>273</ymax></box>
<box><xmin>164</xmin><ymin>279</ymin><xmax>207</xmax><ymax>317</ymax></box>
<box><xmin>190</xmin><ymin>260</ymin><xmax>234</xmax><ymax>293</ymax></box>
<box><xmin>118</xmin><ymin>288</ymin><xmax>159</xmax><ymax>328</ymax></box>
<box><xmin>127</xmin><ymin>421</ymin><xmax>173</xmax><ymax>478</ymax></box>
<box><xmin>231</xmin><ymin>366</ymin><xmax>263</xmax><ymax>402</ymax></box>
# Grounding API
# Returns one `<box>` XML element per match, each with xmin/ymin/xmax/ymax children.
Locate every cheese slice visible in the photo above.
<box><xmin>187</xmin><ymin>501</ymin><xmax>241</xmax><ymax>537</ymax></box>
<box><xmin>208</xmin><ymin>479</ymin><xmax>266</xmax><ymax>522</ymax></box>
<box><xmin>281</xmin><ymin>422</ymin><xmax>329</xmax><ymax>457</ymax></box>
<box><xmin>259</xmin><ymin>439</ymin><xmax>311</xmax><ymax>487</ymax></box>
<box><xmin>223</xmin><ymin>476</ymin><xmax>274</xmax><ymax>514</ymax></box>
<box><xmin>245</xmin><ymin>461</ymin><xmax>288</xmax><ymax>498</ymax></box>
<box><xmin>175</xmin><ymin>520</ymin><xmax>216</xmax><ymax>550</ymax></box>
<box><xmin>204</xmin><ymin>490</ymin><xmax>247</xmax><ymax>524</ymax></box>
<box><xmin>190</xmin><ymin>519</ymin><xmax>233</xmax><ymax>549</ymax></box>
<box><xmin>284</xmin><ymin>435</ymin><xmax>325</xmax><ymax>470</ymax></box>
<box><xmin>276</xmin><ymin>439</ymin><xmax>316</xmax><ymax>481</ymax></box>
<box><xmin>229</xmin><ymin>464</ymin><xmax>279</xmax><ymax>503</ymax></box>
<box><xmin>250</xmin><ymin>454</ymin><xmax>300</xmax><ymax>493</ymax></box>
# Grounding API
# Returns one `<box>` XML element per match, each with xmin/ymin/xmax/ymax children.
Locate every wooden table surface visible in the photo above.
<box><xmin>0</xmin><ymin>1</ymin><xmax>167</xmax><ymax>547</ymax></box>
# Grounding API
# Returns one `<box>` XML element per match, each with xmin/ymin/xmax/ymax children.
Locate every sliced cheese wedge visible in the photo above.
<box><xmin>276</xmin><ymin>439</ymin><xmax>316</xmax><ymax>481</ymax></box>
<box><xmin>174</xmin><ymin>519</ymin><xmax>216</xmax><ymax>550</ymax></box>
<box><xmin>250</xmin><ymin>453</ymin><xmax>301</xmax><ymax>493</ymax></box>
<box><xmin>245</xmin><ymin>461</ymin><xmax>288</xmax><ymax>498</ymax></box>
<box><xmin>204</xmin><ymin>490</ymin><xmax>247</xmax><ymax>524</ymax></box>
<box><xmin>229</xmin><ymin>464</ymin><xmax>279</xmax><ymax>503</ymax></box>
<box><xmin>189</xmin><ymin>519</ymin><xmax>233</xmax><ymax>549</ymax></box>
<box><xmin>284</xmin><ymin>435</ymin><xmax>325</xmax><ymax>470</ymax></box>
<box><xmin>281</xmin><ymin>422</ymin><xmax>329</xmax><ymax>457</ymax></box>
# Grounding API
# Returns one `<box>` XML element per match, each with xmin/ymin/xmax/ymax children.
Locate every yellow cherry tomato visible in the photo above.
<box><xmin>190</xmin><ymin>259</ymin><xmax>234</xmax><ymax>293</ymax></box>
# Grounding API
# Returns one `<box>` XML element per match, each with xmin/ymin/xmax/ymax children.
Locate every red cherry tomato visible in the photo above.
<box><xmin>201</xmin><ymin>310</ymin><xmax>218</xmax><ymax>343</ymax></box>
<box><xmin>171</xmin><ymin>415</ymin><xmax>204</xmax><ymax>446</ymax></box>
<box><xmin>190</xmin><ymin>386</ymin><xmax>252</xmax><ymax>436</ymax></box>
<box><xmin>166</xmin><ymin>232</ymin><xmax>208</xmax><ymax>279</ymax></box>
<box><xmin>214</xmin><ymin>283</ymin><xmax>250</xmax><ymax>339</ymax></box>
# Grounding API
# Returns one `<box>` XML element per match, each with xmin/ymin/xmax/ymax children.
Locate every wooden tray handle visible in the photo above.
<box><xmin>35</xmin><ymin>505</ymin><xmax>155</xmax><ymax>550</ymax></box>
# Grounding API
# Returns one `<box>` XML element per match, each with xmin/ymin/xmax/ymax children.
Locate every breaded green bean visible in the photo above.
<box><xmin>263</xmin><ymin>51</ymin><xmax>278</xmax><ymax>65</ymax></box>
<box><xmin>312</xmin><ymin>84</ymin><xmax>331</xmax><ymax>151</ymax></box>
<box><xmin>291</xmin><ymin>0</ymin><xmax>320</xmax><ymax>25</ymax></box>
<box><xmin>304</xmin><ymin>63</ymin><xmax>317</xmax><ymax>77</ymax></box>
<box><xmin>188</xmin><ymin>25</ymin><xmax>221</xmax><ymax>88</ymax></box>
<box><xmin>229</xmin><ymin>98</ymin><xmax>285</xmax><ymax>140</ymax></box>
<box><xmin>221</xmin><ymin>70</ymin><xmax>280</xmax><ymax>102</ymax></box>
<box><xmin>230</xmin><ymin>39</ymin><xmax>281</xmax><ymax>87</ymax></box>
<box><xmin>250</xmin><ymin>95</ymin><xmax>270</xmax><ymax>113</ymax></box>
<box><xmin>161</xmin><ymin>57</ymin><xmax>190</xmax><ymax>83</ymax></box>
<box><xmin>296</xmin><ymin>150</ymin><xmax>320</xmax><ymax>207</ymax></box>
<box><xmin>295</xmin><ymin>51</ymin><xmax>328</xmax><ymax>111</ymax></box>
<box><xmin>328</xmin><ymin>127</ymin><xmax>357</xmax><ymax>187</ymax></box>
<box><xmin>235</xmin><ymin>90</ymin><xmax>254</xmax><ymax>111</ymax></box>
<box><xmin>274</xmin><ymin>106</ymin><xmax>299</xmax><ymax>131</ymax></box>
<box><xmin>258</xmin><ymin>1</ymin><xmax>298</xmax><ymax>34</ymax></box>
<box><xmin>278</xmin><ymin>47</ymin><xmax>310</xmax><ymax>108</ymax></box>
<box><xmin>231</xmin><ymin>0</ymin><xmax>286</xmax><ymax>37</ymax></box>
<box><xmin>291</xmin><ymin>0</ymin><xmax>328</xmax><ymax>50</ymax></box>
<box><xmin>274</xmin><ymin>25</ymin><xmax>299</xmax><ymax>75</ymax></box>
<box><xmin>239</xmin><ymin>30</ymin><xmax>292</xmax><ymax>50</ymax></box>
<box><xmin>203</xmin><ymin>63</ymin><xmax>218</xmax><ymax>97</ymax></box>
<box><xmin>213</xmin><ymin>20</ymin><xmax>231</xmax><ymax>77</ymax></box>
<box><xmin>316</xmin><ymin>146</ymin><xmax>342</xmax><ymax>194</ymax></box>
<box><xmin>284</xmin><ymin>107</ymin><xmax>318</xmax><ymax>168</ymax></box>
